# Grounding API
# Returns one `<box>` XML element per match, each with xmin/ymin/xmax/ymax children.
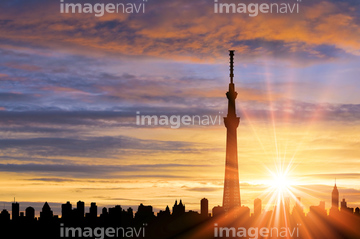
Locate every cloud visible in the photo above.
<box><xmin>0</xmin><ymin>135</ymin><xmax>201</xmax><ymax>157</ymax></box>
<box><xmin>181</xmin><ymin>186</ymin><xmax>221</xmax><ymax>192</ymax></box>
<box><xmin>305</xmin><ymin>173</ymin><xmax>360</xmax><ymax>180</ymax></box>
<box><xmin>4</xmin><ymin>63</ymin><xmax>42</xmax><ymax>72</ymax></box>
<box><xmin>27</xmin><ymin>177</ymin><xmax>75</xmax><ymax>182</ymax></box>
<box><xmin>0</xmin><ymin>163</ymin><xmax>206</xmax><ymax>179</ymax></box>
<box><xmin>0</xmin><ymin>92</ymin><xmax>36</xmax><ymax>102</ymax></box>
<box><xmin>0</xmin><ymin>0</ymin><xmax>359</xmax><ymax>62</ymax></box>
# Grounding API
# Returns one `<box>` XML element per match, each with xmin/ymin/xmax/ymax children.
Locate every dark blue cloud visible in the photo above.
<box><xmin>0</xmin><ymin>135</ymin><xmax>200</xmax><ymax>157</ymax></box>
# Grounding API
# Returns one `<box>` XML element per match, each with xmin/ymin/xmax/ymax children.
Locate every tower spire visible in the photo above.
<box><xmin>229</xmin><ymin>50</ymin><xmax>234</xmax><ymax>84</ymax></box>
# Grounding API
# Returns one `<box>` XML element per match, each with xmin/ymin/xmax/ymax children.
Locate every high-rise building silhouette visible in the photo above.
<box><xmin>341</xmin><ymin>198</ymin><xmax>347</xmax><ymax>211</ymax></box>
<box><xmin>212</xmin><ymin>205</ymin><xmax>225</xmax><ymax>217</ymax></box>
<box><xmin>135</xmin><ymin>203</ymin><xmax>154</xmax><ymax>222</ymax></box>
<box><xmin>329</xmin><ymin>182</ymin><xmax>340</xmax><ymax>216</ymax></box>
<box><xmin>25</xmin><ymin>206</ymin><xmax>35</xmax><ymax>220</ymax></box>
<box><xmin>0</xmin><ymin>209</ymin><xmax>10</xmax><ymax>222</ymax></box>
<box><xmin>254</xmin><ymin>198</ymin><xmax>261</xmax><ymax>217</ymax></box>
<box><xmin>355</xmin><ymin>207</ymin><xmax>360</xmax><ymax>214</ymax></box>
<box><xmin>12</xmin><ymin>200</ymin><xmax>19</xmax><ymax>221</ymax></box>
<box><xmin>61</xmin><ymin>201</ymin><xmax>72</xmax><ymax>219</ymax></box>
<box><xmin>40</xmin><ymin>202</ymin><xmax>53</xmax><ymax>221</ymax></box>
<box><xmin>77</xmin><ymin>200</ymin><xmax>85</xmax><ymax>218</ymax></box>
<box><xmin>172</xmin><ymin>200</ymin><xmax>185</xmax><ymax>216</ymax></box>
<box><xmin>201</xmin><ymin>198</ymin><xmax>208</xmax><ymax>217</ymax></box>
<box><xmin>285</xmin><ymin>197</ymin><xmax>290</xmax><ymax>214</ymax></box>
<box><xmin>292</xmin><ymin>197</ymin><xmax>305</xmax><ymax>219</ymax></box>
<box><xmin>89</xmin><ymin>202</ymin><xmax>97</xmax><ymax>218</ymax></box>
<box><xmin>332</xmin><ymin>181</ymin><xmax>339</xmax><ymax>209</ymax></box>
<box><xmin>222</xmin><ymin>50</ymin><xmax>241</xmax><ymax>214</ymax></box>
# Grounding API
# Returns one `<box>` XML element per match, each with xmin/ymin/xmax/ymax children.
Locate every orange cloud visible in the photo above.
<box><xmin>0</xmin><ymin>1</ymin><xmax>359</xmax><ymax>62</ymax></box>
<box><xmin>41</xmin><ymin>86</ymin><xmax>90</xmax><ymax>95</ymax></box>
<box><xmin>4</xmin><ymin>63</ymin><xmax>42</xmax><ymax>72</ymax></box>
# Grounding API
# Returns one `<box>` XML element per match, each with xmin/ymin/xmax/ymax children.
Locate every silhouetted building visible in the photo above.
<box><xmin>172</xmin><ymin>200</ymin><xmax>185</xmax><ymax>217</ymax></box>
<box><xmin>309</xmin><ymin>201</ymin><xmax>326</xmax><ymax>218</ymax></box>
<box><xmin>284</xmin><ymin>197</ymin><xmax>290</xmax><ymax>214</ymax></box>
<box><xmin>340</xmin><ymin>198</ymin><xmax>354</xmax><ymax>214</ymax></box>
<box><xmin>222</xmin><ymin>50</ymin><xmax>241</xmax><ymax>215</ymax></box>
<box><xmin>292</xmin><ymin>197</ymin><xmax>304</xmax><ymax>219</ymax></box>
<box><xmin>254</xmin><ymin>198</ymin><xmax>261</xmax><ymax>217</ymax></box>
<box><xmin>332</xmin><ymin>182</ymin><xmax>339</xmax><ymax>209</ymax></box>
<box><xmin>330</xmin><ymin>183</ymin><xmax>340</xmax><ymax>216</ymax></box>
<box><xmin>40</xmin><ymin>202</ymin><xmax>53</xmax><ymax>221</ymax></box>
<box><xmin>89</xmin><ymin>202</ymin><xmax>97</xmax><ymax>218</ymax></box>
<box><xmin>135</xmin><ymin>203</ymin><xmax>154</xmax><ymax>222</ymax></box>
<box><xmin>238</xmin><ymin>206</ymin><xmax>250</xmax><ymax>219</ymax></box>
<box><xmin>0</xmin><ymin>209</ymin><xmax>10</xmax><ymax>222</ymax></box>
<box><xmin>61</xmin><ymin>201</ymin><xmax>72</xmax><ymax>219</ymax></box>
<box><xmin>212</xmin><ymin>205</ymin><xmax>224</xmax><ymax>217</ymax></box>
<box><xmin>101</xmin><ymin>207</ymin><xmax>108</xmax><ymax>219</ymax></box>
<box><xmin>108</xmin><ymin>205</ymin><xmax>122</xmax><ymax>223</ymax></box>
<box><xmin>201</xmin><ymin>198</ymin><xmax>208</xmax><ymax>217</ymax></box>
<box><xmin>158</xmin><ymin>206</ymin><xmax>170</xmax><ymax>218</ymax></box>
<box><xmin>77</xmin><ymin>200</ymin><xmax>85</xmax><ymax>218</ymax></box>
<box><xmin>341</xmin><ymin>198</ymin><xmax>347</xmax><ymax>210</ymax></box>
<box><xmin>25</xmin><ymin>207</ymin><xmax>35</xmax><ymax>220</ymax></box>
<box><xmin>319</xmin><ymin>201</ymin><xmax>325</xmax><ymax>211</ymax></box>
<box><xmin>12</xmin><ymin>201</ymin><xmax>19</xmax><ymax>221</ymax></box>
<box><xmin>355</xmin><ymin>207</ymin><xmax>360</xmax><ymax>215</ymax></box>
<box><xmin>127</xmin><ymin>207</ymin><xmax>133</xmax><ymax>218</ymax></box>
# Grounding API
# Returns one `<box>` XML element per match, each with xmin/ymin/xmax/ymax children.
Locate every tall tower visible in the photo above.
<box><xmin>222</xmin><ymin>50</ymin><xmax>241</xmax><ymax>213</ymax></box>
<box><xmin>332</xmin><ymin>181</ymin><xmax>339</xmax><ymax>209</ymax></box>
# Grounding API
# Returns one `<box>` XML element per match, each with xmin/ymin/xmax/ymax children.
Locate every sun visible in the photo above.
<box><xmin>271</xmin><ymin>172</ymin><xmax>292</xmax><ymax>193</ymax></box>
<box><xmin>260</xmin><ymin>166</ymin><xmax>298</xmax><ymax>208</ymax></box>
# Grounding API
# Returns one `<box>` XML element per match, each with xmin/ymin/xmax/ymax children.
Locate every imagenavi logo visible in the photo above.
<box><xmin>60</xmin><ymin>0</ymin><xmax>148</xmax><ymax>17</ymax></box>
<box><xmin>214</xmin><ymin>0</ymin><xmax>301</xmax><ymax>17</ymax></box>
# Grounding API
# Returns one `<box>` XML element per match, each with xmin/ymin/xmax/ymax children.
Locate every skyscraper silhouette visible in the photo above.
<box><xmin>172</xmin><ymin>200</ymin><xmax>185</xmax><ymax>216</ymax></box>
<box><xmin>222</xmin><ymin>50</ymin><xmax>241</xmax><ymax>214</ymax></box>
<box><xmin>77</xmin><ymin>200</ymin><xmax>85</xmax><ymax>218</ymax></box>
<box><xmin>61</xmin><ymin>201</ymin><xmax>72</xmax><ymax>219</ymax></box>
<box><xmin>40</xmin><ymin>202</ymin><xmax>53</xmax><ymax>221</ymax></box>
<box><xmin>254</xmin><ymin>198</ymin><xmax>261</xmax><ymax>217</ymax></box>
<box><xmin>201</xmin><ymin>198</ymin><xmax>208</xmax><ymax>217</ymax></box>
<box><xmin>89</xmin><ymin>202</ymin><xmax>97</xmax><ymax>219</ymax></box>
<box><xmin>25</xmin><ymin>206</ymin><xmax>35</xmax><ymax>220</ymax></box>
<box><xmin>11</xmin><ymin>200</ymin><xmax>19</xmax><ymax>221</ymax></box>
<box><xmin>332</xmin><ymin>181</ymin><xmax>339</xmax><ymax>209</ymax></box>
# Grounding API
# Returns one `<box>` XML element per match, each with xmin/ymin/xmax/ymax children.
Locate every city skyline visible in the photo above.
<box><xmin>0</xmin><ymin>181</ymin><xmax>355</xmax><ymax>219</ymax></box>
<box><xmin>2</xmin><ymin>186</ymin><xmax>359</xmax><ymax>238</ymax></box>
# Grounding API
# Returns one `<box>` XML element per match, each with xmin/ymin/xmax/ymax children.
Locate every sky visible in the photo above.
<box><xmin>0</xmin><ymin>0</ymin><xmax>360</xmax><ymax>216</ymax></box>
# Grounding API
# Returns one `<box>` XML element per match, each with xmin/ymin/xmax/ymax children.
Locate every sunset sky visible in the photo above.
<box><xmin>0</xmin><ymin>0</ymin><xmax>360</xmax><ymax>216</ymax></box>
